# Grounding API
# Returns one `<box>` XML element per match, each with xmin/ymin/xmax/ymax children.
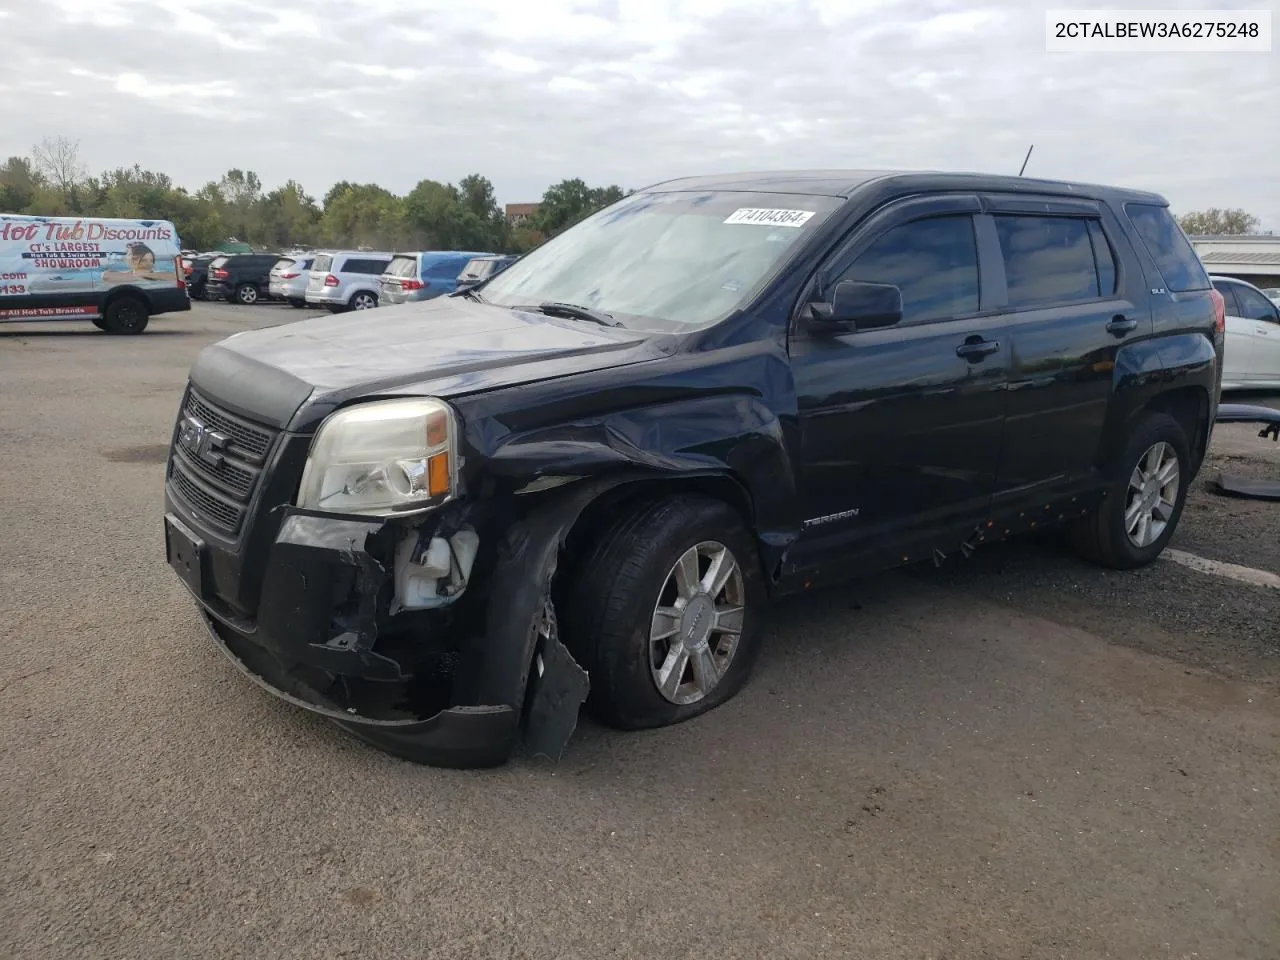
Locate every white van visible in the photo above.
<box><xmin>0</xmin><ymin>215</ymin><xmax>191</xmax><ymax>333</ymax></box>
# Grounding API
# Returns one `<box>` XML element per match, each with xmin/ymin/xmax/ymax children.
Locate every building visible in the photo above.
<box><xmin>1189</xmin><ymin>234</ymin><xmax>1280</xmax><ymax>289</ymax></box>
<box><xmin>505</xmin><ymin>202</ymin><xmax>539</xmax><ymax>226</ymax></box>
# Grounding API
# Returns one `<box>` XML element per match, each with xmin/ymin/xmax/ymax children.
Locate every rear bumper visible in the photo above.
<box><xmin>148</xmin><ymin>286</ymin><xmax>192</xmax><ymax>315</ymax></box>
<box><xmin>305</xmin><ymin>290</ymin><xmax>346</xmax><ymax>306</ymax></box>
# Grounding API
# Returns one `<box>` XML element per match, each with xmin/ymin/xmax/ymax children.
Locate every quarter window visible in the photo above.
<box><xmin>1124</xmin><ymin>202</ymin><xmax>1210</xmax><ymax>292</ymax></box>
<box><xmin>994</xmin><ymin>215</ymin><xmax>1099</xmax><ymax>308</ymax></box>
<box><xmin>1212</xmin><ymin>280</ymin><xmax>1242</xmax><ymax>317</ymax></box>
<box><xmin>1232</xmin><ymin>283</ymin><xmax>1280</xmax><ymax>323</ymax></box>
<box><xmin>838</xmin><ymin>215</ymin><xmax>980</xmax><ymax>325</ymax></box>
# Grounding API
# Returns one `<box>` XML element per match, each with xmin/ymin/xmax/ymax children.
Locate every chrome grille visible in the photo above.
<box><xmin>167</xmin><ymin>387</ymin><xmax>279</xmax><ymax>535</ymax></box>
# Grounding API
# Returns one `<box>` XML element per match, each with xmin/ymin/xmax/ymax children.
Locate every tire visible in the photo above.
<box><xmin>349</xmin><ymin>291</ymin><xmax>378</xmax><ymax>311</ymax></box>
<box><xmin>189</xmin><ymin>282</ymin><xmax>206</xmax><ymax>301</ymax></box>
<box><xmin>235</xmin><ymin>283</ymin><xmax>259</xmax><ymax>305</ymax></box>
<box><xmin>565</xmin><ymin>496</ymin><xmax>766</xmax><ymax>730</ymax></box>
<box><xmin>91</xmin><ymin>318</ymin><xmax>107</xmax><ymax>330</ymax></box>
<box><xmin>1069</xmin><ymin>411</ymin><xmax>1191</xmax><ymax>569</ymax></box>
<box><xmin>101</xmin><ymin>296</ymin><xmax>149</xmax><ymax>334</ymax></box>
<box><xmin>289</xmin><ymin>298</ymin><xmax>306</xmax><ymax>309</ymax></box>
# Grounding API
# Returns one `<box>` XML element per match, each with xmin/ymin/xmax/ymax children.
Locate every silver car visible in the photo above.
<box><xmin>268</xmin><ymin>254</ymin><xmax>317</xmax><ymax>308</ymax></box>
<box><xmin>378</xmin><ymin>250</ymin><xmax>495</xmax><ymax>305</ymax></box>
<box><xmin>305</xmin><ymin>251</ymin><xmax>395</xmax><ymax>312</ymax></box>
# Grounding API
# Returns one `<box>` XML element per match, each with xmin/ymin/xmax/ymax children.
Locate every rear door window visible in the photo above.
<box><xmin>344</xmin><ymin>258</ymin><xmax>392</xmax><ymax>275</ymax></box>
<box><xmin>838</xmin><ymin>215</ymin><xmax>981</xmax><ymax>325</ymax></box>
<box><xmin>1124</xmin><ymin>203</ymin><xmax>1210</xmax><ymax>292</ymax></box>
<box><xmin>994</xmin><ymin>215</ymin><xmax>1100</xmax><ymax>308</ymax></box>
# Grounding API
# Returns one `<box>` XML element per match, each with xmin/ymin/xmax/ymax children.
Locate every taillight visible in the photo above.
<box><xmin>212</xmin><ymin>268</ymin><xmax>228</xmax><ymax>279</ymax></box>
<box><xmin>281</xmin><ymin>272</ymin><xmax>299</xmax><ymax>279</ymax></box>
<box><xmin>324</xmin><ymin>274</ymin><xmax>339</xmax><ymax>287</ymax></box>
<box><xmin>1209</xmin><ymin>288</ymin><xmax>1226</xmax><ymax>335</ymax></box>
<box><xmin>176</xmin><ymin>268</ymin><xmax>186</xmax><ymax>290</ymax></box>
<box><xmin>400</xmin><ymin>279</ymin><xmax>426</xmax><ymax>292</ymax></box>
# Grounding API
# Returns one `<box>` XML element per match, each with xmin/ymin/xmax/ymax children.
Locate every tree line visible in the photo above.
<box><xmin>1</xmin><ymin>136</ymin><xmax>1267</xmax><ymax>250</ymax></box>
<box><xmin>0</xmin><ymin>136</ymin><xmax>627</xmax><ymax>254</ymax></box>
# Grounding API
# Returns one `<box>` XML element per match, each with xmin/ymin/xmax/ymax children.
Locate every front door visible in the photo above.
<box><xmin>788</xmin><ymin>199</ymin><xmax>1009</xmax><ymax>571</ymax></box>
<box><xmin>1229</xmin><ymin>281</ymin><xmax>1280</xmax><ymax>382</ymax></box>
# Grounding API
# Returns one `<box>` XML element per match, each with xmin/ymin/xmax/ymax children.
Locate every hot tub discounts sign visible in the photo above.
<box><xmin>0</xmin><ymin>216</ymin><xmax>179</xmax><ymax>300</ymax></box>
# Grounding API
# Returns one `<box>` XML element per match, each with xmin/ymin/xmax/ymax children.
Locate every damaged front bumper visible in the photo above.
<box><xmin>164</xmin><ymin>486</ymin><xmax>602</xmax><ymax>768</ymax></box>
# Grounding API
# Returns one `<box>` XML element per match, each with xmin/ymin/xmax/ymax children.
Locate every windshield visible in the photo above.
<box><xmin>479</xmin><ymin>190</ymin><xmax>843</xmax><ymax>331</ymax></box>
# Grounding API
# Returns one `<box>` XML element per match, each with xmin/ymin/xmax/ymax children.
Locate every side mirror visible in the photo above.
<box><xmin>809</xmin><ymin>280</ymin><xmax>903</xmax><ymax>334</ymax></box>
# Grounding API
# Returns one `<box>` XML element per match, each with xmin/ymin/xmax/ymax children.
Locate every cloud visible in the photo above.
<box><xmin>1</xmin><ymin>0</ymin><xmax>1275</xmax><ymax>228</ymax></box>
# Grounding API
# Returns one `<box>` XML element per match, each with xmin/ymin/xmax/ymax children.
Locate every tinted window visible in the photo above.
<box><xmin>839</xmin><ymin>215</ymin><xmax>980</xmax><ymax>324</ymax></box>
<box><xmin>995</xmin><ymin>215</ymin><xmax>1099</xmax><ymax>308</ymax></box>
<box><xmin>425</xmin><ymin>257</ymin><xmax>465</xmax><ymax>279</ymax></box>
<box><xmin>1232</xmin><ymin>283</ymin><xmax>1280</xmax><ymax>322</ymax></box>
<box><xmin>385</xmin><ymin>255</ymin><xmax>417</xmax><ymax>278</ymax></box>
<box><xmin>344</xmin><ymin>258</ymin><xmax>392</xmax><ymax>275</ymax></box>
<box><xmin>312</xmin><ymin>254</ymin><xmax>333</xmax><ymax>272</ymax></box>
<box><xmin>298</xmin><ymin>258</ymin><xmax>314</xmax><ymax>270</ymax></box>
<box><xmin>1212</xmin><ymin>280</ymin><xmax>1242</xmax><ymax>316</ymax></box>
<box><xmin>1125</xmin><ymin>203</ymin><xmax>1210</xmax><ymax>292</ymax></box>
<box><xmin>209</xmin><ymin>257</ymin><xmax>228</xmax><ymax>268</ymax></box>
<box><xmin>1087</xmin><ymin>221</ymin><xmax>1117</xmax><ymax>296</ymax></box>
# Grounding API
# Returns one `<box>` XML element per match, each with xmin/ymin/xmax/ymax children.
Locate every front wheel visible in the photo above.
<box><xmin>349</xmin><ymin>291</ymin><xmax>378</xmax><ymax>310</ymax></box>
<box><xmin>565</xmin><ymin>496</ymin><xmax>766</xmax><ymax>730</ymax></box>
<box><xmin>1069</xmin><ymin>411</ymin><xmax>1191</xmax><ymax>569</ymax></box>
<box><xmin>101</xmin><ymin>296</ymin><xmax>149</xmax><ymax>334</ymax></box>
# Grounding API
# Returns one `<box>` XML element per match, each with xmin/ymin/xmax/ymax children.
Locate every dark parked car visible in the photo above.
<box><xmin>454</xmin><ymin>254</ymin><xmax>519</xmax><ymax>293</ymax></box>
<box><xmin>205</xmin><ymin>254</ymin><xmax>280</xmax><ymax>305</ymax></box>
<box><xmin>182</xmin><ymin>253</ymin><xmax>218</xmax><ymax>300</ymax></box>
<box><xmin>163</xmin><ymin>170</ymin><xmax>1224</xmax><ymax>769</ymax></box>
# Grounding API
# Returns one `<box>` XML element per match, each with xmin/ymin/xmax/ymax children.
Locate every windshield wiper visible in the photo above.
<box><xmin>523</xmin><ymin>301</ymin><xmax>621</xmax><ymax>327</ymax></box>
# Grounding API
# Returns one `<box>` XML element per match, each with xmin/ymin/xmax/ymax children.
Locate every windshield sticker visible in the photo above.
<box><xmin>723</xmin><ymin>208</ymin><xmax>816</xmax><ymax>228</ymax></box>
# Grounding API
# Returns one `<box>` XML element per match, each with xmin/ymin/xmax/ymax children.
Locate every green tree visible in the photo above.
<box><xmin>1176</xmin><ymin>208</ymin><xmax>1260</xmax><ymax>235</ymax></box>
<box><xmin>258</xmin><ymin>180</ymin><xmax>321</xmax><ymax>248</ymax></box>
<box><xmin>320</xmin><ymin>183</ymin><xmax>412</xmax><ymax>249</ymax></box>
<box><xmin>533</xmin><ymin>178</ymin><xmax>626</xmax><ymax>236</ymax></box>
<box><xmin>0</xmin><ymin>156</ymin><xmax>42</xmax><ymax>212</ymax></box>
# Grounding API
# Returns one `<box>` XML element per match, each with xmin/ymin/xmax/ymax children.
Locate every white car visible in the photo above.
<box><xmin>305</xmin><ymin>250</ymin><xmax>395</xmax><ymax>312</ymax></box>
<box><xmin>1211</xmin><ymin>275</ymin><xmax>1280</xmax><ymax>389</ymax></box>
<box><xmin>268</xmin><ymin>253</ymin><xmax>318</xmax><ymax>308</ymax></box>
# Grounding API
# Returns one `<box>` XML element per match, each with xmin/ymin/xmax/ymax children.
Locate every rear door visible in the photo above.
<box><xmin>982</xmin><ymin>197</ymin><xmax>1147</xmax><ymax>506</ymax></box>
<box><xmin>1229</xmin><ymin>281</ymin><xmax>1280</xmax><ymax>381</ymax></box>
<box><xmin>307</xmin><ymin>254</ymin><xmax>333</xmax><ymax>296</ymax></box>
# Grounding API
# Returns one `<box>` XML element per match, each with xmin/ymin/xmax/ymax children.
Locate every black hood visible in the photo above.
<box><xmin>188</xmin><ymin>297</ymin><xmax>666</xmax><ymax>430</ymax></box>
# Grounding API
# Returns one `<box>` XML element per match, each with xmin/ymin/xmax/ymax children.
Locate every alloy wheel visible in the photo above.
<box><xmin>1124</xmin><ymin>440</ymin><xmax>1180</xmax><ymax>548</ymax></box>
<box><xmin>648</xmin><ymin>540</ymin><xmax>746</xmax><ymax>705</ymax></box>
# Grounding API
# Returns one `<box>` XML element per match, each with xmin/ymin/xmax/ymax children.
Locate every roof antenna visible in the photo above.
<box><xmin>1018</xmin><ymin>144</ymin><xmax>1034</xmax><ymax>177</ymax></box>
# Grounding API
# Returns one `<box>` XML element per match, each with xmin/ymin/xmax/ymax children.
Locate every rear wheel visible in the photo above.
<box><xmin>101</xmin><ymin>296</ymin><xmax>149</xmax><ymax>334</ymax></box>
<box><xmin>1069</xmin><ymin>411</ymin><xmax>1190</xmax><ymax>569</ymax></box>
<box><xmin>349</xmin><ymin>291</ymin><xmax>378</xmax><ymax>310</ymax></box>
<box><xmin>289</xmin><ymin>298</ymin><xmax>306</xmax><ymax>308</ymax></box>
<box><xmin>235</xmin><ymin>283</ymin><xmax>259</xmax><ymax>305</ymax></box>
<box><xmin>566</xmin><ymin>496</ymin><xmax>766</xmax><ymax>730</ymax></box>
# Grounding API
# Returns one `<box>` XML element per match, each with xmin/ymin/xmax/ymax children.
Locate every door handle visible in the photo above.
<box><xmin>1106</xmin><ymin>315</ymin><xmax>1138</xmax><ymax>336</ymax></box>
<box><xmin>956</xmin><ymin>337</ymin><xmax>1000</xmax><ymax>362</ymax></box>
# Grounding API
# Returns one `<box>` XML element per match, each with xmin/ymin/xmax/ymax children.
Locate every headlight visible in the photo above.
<box><xmin>295</xmin><ymin>398</ymin><xmax>458</xmax><ymax>516</ymax></box>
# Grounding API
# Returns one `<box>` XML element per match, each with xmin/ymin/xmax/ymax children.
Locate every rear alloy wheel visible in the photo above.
<box><xmin>350</xmin><ymin>291</ymin><xmax>378</xmax><ymax>310</ymax></box>
<box><xmin>101</xmin><ymin>296</ymin><xmax>149</xmax><ymax>334</ymax></box>
<box><xmin>1069</xmin><ymin>411</ymin><xmax>1190</xmax><ymax>569</ymax></box>
<box><xmin>235</xmin><ymin>283</ymin><xmax>259</xmax><ymax>305</ymax></box>
<box><xmin>567</xmin><ymin>496</ymin><xmax>765</xmax><ymax>730</ymax></box>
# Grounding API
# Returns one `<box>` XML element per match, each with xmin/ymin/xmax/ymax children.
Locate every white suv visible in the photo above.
<box><xmin>305</xmin><ymin>251</ymin><xmax>395</xmax><ymax>312</ymax></box>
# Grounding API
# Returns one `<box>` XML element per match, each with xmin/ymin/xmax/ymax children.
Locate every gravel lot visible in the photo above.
<box><xmin>2</xmin><ymin>302</ymin><xmax>1278</xmax><ymax>960</ymax></box>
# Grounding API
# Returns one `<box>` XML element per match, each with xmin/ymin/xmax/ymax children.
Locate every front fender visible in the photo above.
<box><xmin>469</xmin><ymin>393</ymin><xmax>802</xmax><ymax>544</ymax></box>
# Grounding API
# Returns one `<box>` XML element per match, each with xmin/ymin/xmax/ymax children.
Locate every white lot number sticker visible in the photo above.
<box><xmin>723</xmin><ymin>208</ymin><xmax>815</xmax><ymax>228</ymax></box>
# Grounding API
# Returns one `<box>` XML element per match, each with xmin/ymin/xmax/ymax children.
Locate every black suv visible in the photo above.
<box><xmin>205</xmin><ymin>254</ymin><xmax>279</xmax><ymax>305</ymax></box>
<box><xmin>182</xmin><ymin>253</ymin><xmax>218</xmax><ymax>301</ymax></box>
<box><xmin>163</xmin><ymin>170</ymin><xmax>1224</xmax><ymax>768</ymax></box>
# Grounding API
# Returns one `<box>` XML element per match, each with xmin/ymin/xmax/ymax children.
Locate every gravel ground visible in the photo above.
<box><xmin>2</xmin><ymin>303</ymin><xmax>1278</xmax><ymax>960</ymax></box>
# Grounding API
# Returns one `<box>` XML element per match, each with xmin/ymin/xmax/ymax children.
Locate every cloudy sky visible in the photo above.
<box><xmin>0</xmin><ymin>0</ymin><xmax>1275</xmax><ymax>226</ymax></box>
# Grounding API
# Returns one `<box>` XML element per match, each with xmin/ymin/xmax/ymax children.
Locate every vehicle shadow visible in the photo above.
<box><xmin>0</xmin><ymin>329</ymin><xmax>193</xmax><ymax>339</ymax></box>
